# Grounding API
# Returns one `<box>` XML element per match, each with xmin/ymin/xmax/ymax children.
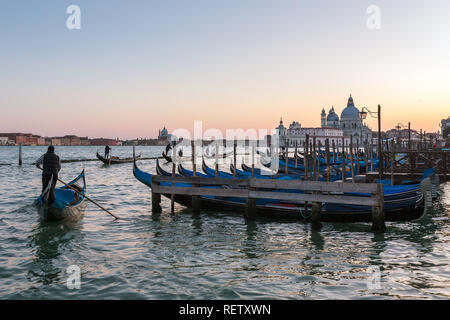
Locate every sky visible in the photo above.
<box><xmin>0</xmin><ymin>0</ymin><xmax>449</xmax><ymax>139</ymax></box>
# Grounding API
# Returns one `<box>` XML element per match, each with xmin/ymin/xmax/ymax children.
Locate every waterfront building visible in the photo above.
<box><xmin>37</xmin><ymin>137</ymin><xmax>46</xmax><ymax>146</ymax></box>
<box><xmin>80</xmin><ymin>137</ymin><xmax>90</xmax><ymax>146</ymax></box>
<box><xmin>51</xmin><ymin>138</ymin><xmax>62</xmax><ymax>146</ymax></box>
<box><xmin>322</xmin><ymin>95</ymin><xmax>372</xmax><ymax>143</ymax></box>
<box><xmin>158</xmin><ymin>126</ymin><xmax>171</xmax><ymax>140</ymax></box>
<box><xmin>89</xmin><ymin>138</ymin><xmax>118</xmax><ymax>146</ymax></box>
<box><xmin>441</xmin><ymin>116</ymin><xmax>450</xmax><ymax>136</ymax></box>
<box><xmin>276</xmin><ymin>95</ymin><xmax>373</xmax><ymax>147</ymax></box>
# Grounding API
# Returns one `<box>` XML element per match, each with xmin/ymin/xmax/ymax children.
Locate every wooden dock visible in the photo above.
<box><xmin>378</xmin><ymin>150</ymin><xmax>449</xmax><ymax>183</ymax></box>
<box><xmin>150</xmin><ymin>175</ymin><xmax>386</xmax><ymax>232</ymax></box>
<box><xmin>366</xmin><ymin>171</ymin><xmax>450</xmax><ymax>184</ymax></box>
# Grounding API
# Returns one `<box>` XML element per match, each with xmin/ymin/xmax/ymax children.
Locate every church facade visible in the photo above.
<box><xmin>276</xmin><ymin>95</ymin><xmax>373</xmax><ymax>147</ymax></box>
<box><xmin>321</xmin><ymin>95</ymin><xmax>372</xmax><ymax>142</ymax></box>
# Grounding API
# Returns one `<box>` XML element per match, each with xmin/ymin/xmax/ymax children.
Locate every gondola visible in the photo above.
<box><xmin>133</xmin><ymin>159</ymin><xmax>426</xmax><ymax>223</ymax></box>
<box><xmin>202</xmin><ymin>158</ymin><xmax>234</xmax><ymax>178</ymax></box>
<box><xmin>35</xmin><ymin>170</ymin><xmax>86</xmax><ymax>221</ymax></box>
<box><xmin>96</xmin><ymin>152</ymin><xmax>141</xmax><ymax>164</ymax></box>
<box><xmin>230</xmin><ymin>163</ymin><xmax>304</xmax><ymax>180</ymax></box>
<box><xmin>178</xmin><ymin>163</ymin><xmax>209</xmax><ymax>178</ymax></box>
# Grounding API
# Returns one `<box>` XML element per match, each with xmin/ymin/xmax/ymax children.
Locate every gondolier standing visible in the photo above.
<box><xmin>36</xmin><ymin>146</ymin><xmax>61</xmax><ymax>204</ymax></box>
<box><xmin>105</xmin><ymin>145</ymin><xmax>111</xmax><ymax>159</ymax></box>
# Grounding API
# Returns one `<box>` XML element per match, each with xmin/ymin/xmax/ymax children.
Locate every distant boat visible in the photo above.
<box><xmin>162</xmin><ymin>151</ymin><xmax>172</xmax><ymax>163</ymax></box>
<box><xmin>162</xmin><ymin>143</ymin><xmax>183</xmax><ymax>163</ymax></box>
<box><xmin>35</xmin><ymin>170</ymin><xmax>86</xmax><ymax>221</ymax></box>
<box><xmin>96</xmin><ymin>152</ymin><xmax>141</xmax><ymax>164</ymax></box>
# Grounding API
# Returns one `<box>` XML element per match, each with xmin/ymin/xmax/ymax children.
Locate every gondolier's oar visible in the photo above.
<box><xmin>37</xmin><ymin>166</ymin><xmax>119</xmax><ymax>220</ymax></box>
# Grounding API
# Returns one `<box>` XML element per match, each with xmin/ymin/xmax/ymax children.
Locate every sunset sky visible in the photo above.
<box><xmin>0</xmin><ymin>0</ymin><xmax>449</xmax><ymax>139</ymax></box>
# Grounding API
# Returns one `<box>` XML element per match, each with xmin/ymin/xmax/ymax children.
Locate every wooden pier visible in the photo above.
<box><xmin>150</xmin><ymin>175</ymin><xmax>386</xmax><ymax>232</ymax></box>
<box><xmin>376</xmin><ymin>150</ymin><xmax>450</xmax><ymax>183</ymax></box>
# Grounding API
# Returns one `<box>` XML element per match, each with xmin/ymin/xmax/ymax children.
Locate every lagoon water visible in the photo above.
<box><xmin>0</xmin><ymin>146</ymin><xmax>448</xmax><ymax>299</ymax></box>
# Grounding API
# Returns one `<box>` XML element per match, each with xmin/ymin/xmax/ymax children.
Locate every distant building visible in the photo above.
<box><xmin>0</xmin><ymin>137</ymin><xmax>8</xmax><ymax>145</ymax></box>
<box><xmin>79</xmin><ymin>137</ymin><xmax>90</xmax><ymax>146</ymax></box>
<box><xmin>61</xmin><ymin>135</ymin><xmax>81</xmax><ymax>145</ymax></box>
<box><xmin>158</xmin><ymin>126</ymin><xmax>172</xmax><ymax>141</ymax></box>
<box><xmin>37</xmin><ymin>137</ymin><xmax>46</xmax><ymax>145</ymax></box>
<box><xmin>441</xmin><ymin>116</ymin><xmax>450</xmax><ymax>135</ymax></box>
<box><xmin>276</xmin><ymin>95</ymin><xmax>373</xmax><ymax>147</ymax></box>
<box><xmin>89</xmin><ymin>138</ymin><xmax>118</xmax><ymax>146</ymax></box>
<box><xmin>277</xmin><ymin>118</ymin><xmax>346</xmax><ymax>147</ymax></box>
<box><xmin>385</xmin><ymin>128</ymin><xmax>419</xmax><ymax>141</ymax></box>
<box><xmin>321</xmin><ymin>95</ymin><xmax>372</xmax><ymax>143</ymax></box>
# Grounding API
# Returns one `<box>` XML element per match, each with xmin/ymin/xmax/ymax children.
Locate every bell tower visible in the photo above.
<box><xmin>321</xmin><ymin>108</ymin><xmax>326</xmax><ymax>127</ymax></box>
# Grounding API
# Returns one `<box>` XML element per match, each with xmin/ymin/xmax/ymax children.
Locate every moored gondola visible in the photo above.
<box><xmin>35</xmin><ymin>170</ymin><xmax>87</xmax><ymax>221</ymax></box>
<box><xmin>133</xmin><ymin>159</ymin><xmax>426</xmax><ymax>223</ymax></box>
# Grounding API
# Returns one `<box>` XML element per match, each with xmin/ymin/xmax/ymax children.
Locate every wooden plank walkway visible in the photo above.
<box><xmin>150</xmin><ymin>175</ymin><xmax>386</xmax><ymax>232</ymax></box>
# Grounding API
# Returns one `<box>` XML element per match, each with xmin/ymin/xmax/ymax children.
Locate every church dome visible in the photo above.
<box><xmin>327</xmin><ymin>107</ymin><xmax>339</xmax><ymax>122</ymax></box>
<box><xmin>341</xmin><ymin>95</ymin><xmax>360</xmax><ymax>120</ymax></box>
<box><xmin>160</xmin><ymin>126</ymin><xmax>168</xmax><ymax>136</ymax></box>
<box><xmin>277</xmin><ymin>118</ymin><xmax>285</xmax><ymax>130</ymax></box>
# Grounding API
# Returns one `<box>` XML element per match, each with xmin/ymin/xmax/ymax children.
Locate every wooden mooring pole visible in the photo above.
<box><xmin>312</xmin><ymin>136</ymin><xmax>317</xmax><ymax>180</ymax></box>
<box><xmin>18</xmin><ymin>143</ymin><xmax>22</xmax><ymax>166</ymax></box>
<box><xmin>371</xmin><ymin>184</ymin><xmax>385</xmax><ymax>233</ymax></box>
<box><xmin>391</xmin><ymin>151</ymin><xmax>395</xmax><ymax>185</ymax></box>
<box><xmin>317</xmin><ymin>138</ymin><xmax>321</xmax><ymax>180</ymax></box>
<box><xmin>303</xmin><ymin>135</ymin><xmax>309</xmax><ymax>218</ymax></box>
<box><xmin>233</xmin><ymin>140</ymin><xmax>237</xmax><ymax>179</ymax></box>
<box><xmin>341</xmin><ymin>137</ymin><xmax>346</xmax><ymax>182</ymax></box>
<box><xmin>356</xmin><ymin>139</ymin><xmax>360</xmax><ymax>175</ymax></box>
<box><xmin>252</xmin><ymin>143</ymin><xmax>255</xmax><ymax>178</ymax></box>
<box><xmin>191</xmin><ymin>140</ymin><xmax>201</xmax><ymax>214</ymax></box>
<box><xmin>326</xmin><ymin>139</ymin><xmax>330</xmax><ymax>182</ymax></box>
<box><xmin>152</xmin><ymin>175</ymin><xmax>162</xmax><ymax>214</ymax></box>
<box><xmin>171</xmin><ymin>143</ymin><xmax>176</xmax><ymax>213</ymax></box>
<box><xmin>294</xmin><ymin>141</ymin><xmax>298</xmax><ymax>168</ymax></box>
<box><xmin>311</xmin><ymin>201</ymin><xmax>322</xmax><ymax>230</ymax></box>
<box><xmin>284</xmin><ymin>140</ymin><xmax>289</xmax><ymax>175</ymax></box>
<box><xmin>305</xmin><ymin>134</ymin><xmax>309</xmax><ymax>180</ymax></box>
<box><xmin>350</xmin><ymin>136</ymin><xmax>355</xmax><ymax>183</ymax></box>
<box><xmin>215</xmin><ymin>142</ymin><xmax>219</xmax><ymax>178</ymax></box>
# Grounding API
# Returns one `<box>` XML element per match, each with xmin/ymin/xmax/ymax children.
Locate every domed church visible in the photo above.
<box><xmin>158</xmin><ymin>126</ymin><xmax>172</xmax><ymax>140</ymax></box>
<box><xmin>321</xmin><ymin>95</ymin><xmax>372</xmax><ymax>143</ymax></box>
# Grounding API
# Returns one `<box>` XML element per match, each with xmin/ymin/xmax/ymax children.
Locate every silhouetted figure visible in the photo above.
<box><xmin>105</xmin><ymin>145</ymin><xmax>111</xmax><ymax>158</ymax></box>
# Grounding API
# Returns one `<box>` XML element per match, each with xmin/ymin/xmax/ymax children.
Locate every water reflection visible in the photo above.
<box><xmin>310</xmin><ymin>230</ymin><xmax>325</xmax><ymax>252</ymax></box>
<box><xmin>241</xmin><ymin>221</ymin><xmax>259</xmax><ymax>259</ymax></box>
<box><xmin>191</xmin><ymin>214</ymin><xmax>203</xmax><ymax>237</ymax></box>
<box><xmin>27</xmin><ymin>220</ymin><xmax>83</xmax><ymax>286</ymax></box>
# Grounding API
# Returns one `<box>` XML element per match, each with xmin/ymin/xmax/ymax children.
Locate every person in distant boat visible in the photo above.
<box><xmin>105</xmin><ymin>145</ymin><xmax>111</xmax><ymax>158</ymax></box>
<box><xmin>36</xmin><ymin>146</ymin><xmax>61</xmax><ymax>204</ymax></box>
